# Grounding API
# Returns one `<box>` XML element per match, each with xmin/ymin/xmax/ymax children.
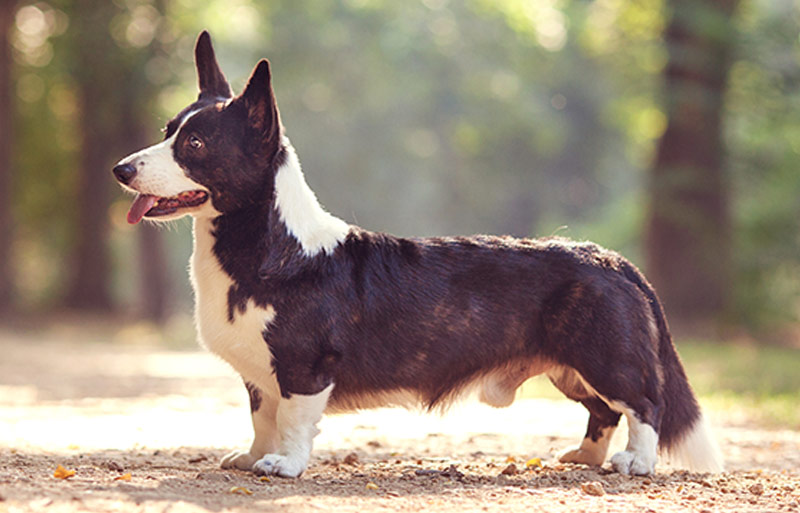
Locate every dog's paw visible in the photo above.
<box><xmin>610</xmin><ymin>450</ymin><xmax>656</xmax><ymax>476</ymax></box>
<box><xmin>220</xmin><ymin>450</ymin><xmax>259</xmax><ymax>471</ymax></box>
<box><xmin>252</xmin><ymin>453</ymin><xmax>306</xmax><ymax>478</ymax></box>
<box><xmin>558</xmin><ymin>447</ymin><xmax>605</xmax><ymax>467</ymax></box>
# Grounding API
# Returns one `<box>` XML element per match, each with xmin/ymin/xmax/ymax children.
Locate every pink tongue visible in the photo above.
<box><xmin>127</xmin><ymin>194</ymin><xmax>157</xmax><ymax>224</ymax></box>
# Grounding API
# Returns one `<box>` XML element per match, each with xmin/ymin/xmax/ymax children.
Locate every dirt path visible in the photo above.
<box><xmin>1</xmin><ymin>328</ymin><xmax>798</xmax><ymax>512</ymax></box>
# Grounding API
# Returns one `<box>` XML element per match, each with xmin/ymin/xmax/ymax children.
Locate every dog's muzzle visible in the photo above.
<box><xmin>113</xmin><ymin>163</ymin><xmax>137</xmax><ymax>185</ymax></box>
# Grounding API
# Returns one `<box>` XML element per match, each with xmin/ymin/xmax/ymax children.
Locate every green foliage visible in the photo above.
<box><xmin>678</xmin><ymin>340</ymin><xmax>800</xmax><ymax>429</ymax></box>
<box><xmin>726</xmin><ymin>0</ymin><xmax>800</xmax><ymax>328</ymax></box>
<box><xmin>5</xmin><ymin>0</ymin><xmax>800</xmax><ymax>331</ymax></box>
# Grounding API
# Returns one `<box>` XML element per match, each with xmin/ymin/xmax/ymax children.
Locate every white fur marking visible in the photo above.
<box><xmin>547</xmin><ymin>367</ymin><xmax>658</xmax><ymax>474</ymax></box>
<box><xmin>116</xmin><ymin>110</ymin><xmax>220</xmax><ymax>221</ymax></box>
<box><xmin>117</xmin><ymin>111</ymin><xmax>200</xmax><ymax>196</ymax></box>
<box><xmin>190</xmin><ymin>216</ymin><xmax>286</xmax><ymax>471</ymax></box>
<box><xmin>609</xmin><ymin>401</ymin><xmax>659</xmax><ymax>476</ymax></box>
<box><xmin>253</xmin><ymin>384</ymin><xmax>333</xmax><ymax>478</ymax></box>
<box><xmin>190</xmin><ymin>218</ymin><xmax>277</xmax><ymax>389</ymax></box>
<box><xmin>120</xmin><ymin>135</ymin><xmax>201</xmax><ymax>198</ymax></box>
<box><xmin>274</xmin><ymin>142</ymin><xmax>349</xmax><ymax>256</ymax></box>
<box><xmin>664</xmin><ymin>414</ymin><xmax>724</xmax><ymax>472</ymax></box>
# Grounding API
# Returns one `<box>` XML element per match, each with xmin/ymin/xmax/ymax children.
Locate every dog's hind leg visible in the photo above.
<box><xmin>564</xmin><ymin>353</ymin><xmax>663</xmax><ymax>476</ymax></box>
<box><xmin>547</xmin><ymin>367</ymin><xmax>620</xmax><ymax>467</ymax></box>
<box><xmin>221</xmin><ymin>381</ymin><xmax>280</xmax><ymax>470</ymax></box>
<box><xmin>542</xmin><ymin>278</ymin><xmax>665</xmax><ymax>475</ymax></box>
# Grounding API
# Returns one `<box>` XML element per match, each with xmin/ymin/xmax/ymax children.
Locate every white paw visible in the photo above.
<box><xmin>610</xmin><ymin>450</ymin><xmax>656</xmax><ymax>476</ymax></box>
<box><xmin>220</xmin><ymin>450</ymin><xmax>259</xmax><ymax>471</ymax></box>
<box><xmin>252</xmin><ymin>453</ymin><xmax>307</xmax><ymax>478</ymax></box>
<box><xmin>559</xmin><ymin>447</ymin><xmax>605</xmax><ymax>467</ymax></box>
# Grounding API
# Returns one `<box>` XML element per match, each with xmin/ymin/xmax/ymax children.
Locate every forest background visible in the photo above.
<box><xmin>0</xmin><ymin>0</ymin><xmax>798</xmax><ymax>344</ymax></box>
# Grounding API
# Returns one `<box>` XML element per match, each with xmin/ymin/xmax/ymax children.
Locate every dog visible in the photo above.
<box><xmin>112</xmin><ymin>31</ymin><xmax>723</xmax><ymax>478</ymax></box>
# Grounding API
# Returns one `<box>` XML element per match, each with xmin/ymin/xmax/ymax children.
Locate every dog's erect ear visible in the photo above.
<box><xmin>195</xmin><ymin>31</ymin><xmax>233</xmax><ymax>100</ymax></box>
<box><xmin>233</xmin><ymin>59</ymin><xmax>280</xmax><ymax>144</ymax></box>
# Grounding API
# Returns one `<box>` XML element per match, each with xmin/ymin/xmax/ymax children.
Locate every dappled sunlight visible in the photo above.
<box><xmin>2</xmin><ymin>330</ymin><xmax>799</xmax><ymax>477</ymax></box>
<box><xmin>0</xmin><ymin>326</ymin><xmax>590</xmax><ymax>453</ymax></box>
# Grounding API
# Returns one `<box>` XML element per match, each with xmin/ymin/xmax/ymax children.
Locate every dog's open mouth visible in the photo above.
<box><xmin>126</xmin><ymin>191</ymin><xmax>209</xmax><ymax>224</ymax></box>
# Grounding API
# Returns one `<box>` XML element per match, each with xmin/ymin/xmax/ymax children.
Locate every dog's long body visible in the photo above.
<box><xmin>113</xmin><ymin>32</ymin><xmax>723</xmax><ymax>478</ymax></box>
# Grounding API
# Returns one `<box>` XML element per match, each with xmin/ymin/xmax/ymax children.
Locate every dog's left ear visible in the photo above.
<box><xmin>195</xmin><ymin>31</ymin><xmax>233</xmax><ymax>100</ymax></box>
<box><xmin>233</xmin><ymin>59</ymin><xmax>280</xmax><ymax>147</ymax></box>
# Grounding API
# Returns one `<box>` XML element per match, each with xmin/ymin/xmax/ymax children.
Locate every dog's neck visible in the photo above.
<box><xmin>194</xmin><ymin>141</ymin><xmax>350</xmax><ymax>288</ymax></box>
<box><xmin>272</xmin><ymin>143</ymin><xmax>350</xmax><ymax>257</ymax></box>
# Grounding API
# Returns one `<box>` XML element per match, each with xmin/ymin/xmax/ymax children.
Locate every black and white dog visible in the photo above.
<box><xmin>113</xmin><ymin>32</ymin><xmax>722</xmax><ymax>478</ymax></box>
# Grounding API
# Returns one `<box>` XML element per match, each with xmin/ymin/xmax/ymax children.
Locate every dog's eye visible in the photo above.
<box><xmin>188</xmin><ymin>135</ymin><xmax>204</xmax><ymax>150</ymax></box>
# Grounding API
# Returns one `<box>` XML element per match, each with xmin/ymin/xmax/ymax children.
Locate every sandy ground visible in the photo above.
<box><xmin>0</xmin><ymin>327</ymin><xmax>799</xmax><ymax>512</ymax></box>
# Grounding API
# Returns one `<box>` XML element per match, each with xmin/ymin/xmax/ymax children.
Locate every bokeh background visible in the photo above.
<box><xmin>0</xmin><ymin>0</ymin><xmax>798</xmax><ymax>348</ymax></box>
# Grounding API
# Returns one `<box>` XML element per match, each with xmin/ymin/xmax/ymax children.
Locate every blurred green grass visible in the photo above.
<box><xmin>518</xmin><ymin>341</ymin><xmax>800</xmax><ymax>430</ymax></box>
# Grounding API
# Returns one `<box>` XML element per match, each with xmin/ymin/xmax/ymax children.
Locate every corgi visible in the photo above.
<box><xmin>112</xmin><ymin>31</ymin><xmax>722</xmax><ymax>478</ymax></box>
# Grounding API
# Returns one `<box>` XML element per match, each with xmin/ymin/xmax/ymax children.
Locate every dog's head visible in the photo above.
<box><xmin>113</xmin><ymin>31</ymin><xmax>283</xmax><ymax>224</ymax></box>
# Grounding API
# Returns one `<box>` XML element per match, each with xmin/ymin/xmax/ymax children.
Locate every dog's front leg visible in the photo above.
<box><xmin>251</xmin><ymin>384</ymin><xmax>333</xmax><ymax>478</ymax></box>
<box><xmin>221</xmin><ymin>381</ymin><xmax>280</xmax><ymax>470</ymax></box>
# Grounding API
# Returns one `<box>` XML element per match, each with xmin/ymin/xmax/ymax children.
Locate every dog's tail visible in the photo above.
<box><xmin>621</xmin><ymin>262</ymin><xmax>724</xmax><ymax>473</ymax></box>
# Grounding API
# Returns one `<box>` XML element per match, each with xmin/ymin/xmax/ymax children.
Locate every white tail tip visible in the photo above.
<box><xmin>663</xmin><ymin>415</ymin><xmax>724</xmax><ymax>473</ymax></box>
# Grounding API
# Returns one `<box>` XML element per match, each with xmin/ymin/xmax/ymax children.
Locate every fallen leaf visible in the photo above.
<box><xmin>229</xmin><ymin>486</ymin><xmax>253</xmax><ymax>495</ymax></box>
<box><xmin>259</xmin><ymin>476</ymin><xmax>271</xmax><ymax>483</ymax></box>
<box><xmin>581</xmin><ymin>482</ymin><xmax>605</xmax><ymax>497</ymax></box>
<box><xmin>501</xmin><ymin>463</ymin><xmax>518</xmax><ymax>476</ymax></box>
<box><xmin>114</xmin><ymin>473</ymin><xmax>132</xmax><ymax>481</ymax></box>
<box><xmin>366</xmin><ymin>482</ymin><xmax>379</xmax><ymax>490</ymax></box>
<box><xmin>525</xmin><ymin>458</ymin><xmax>542</xmax><ymax>469</ymax></box>
<box><xmin>53</xmin><ymin>465</ymin><xmax>76</xmax><ymax>479</ymax></box>
<box><xmin>505</xmin><ymin>456</ymin><xmax>517</xmax><ymax>463</ymax></box>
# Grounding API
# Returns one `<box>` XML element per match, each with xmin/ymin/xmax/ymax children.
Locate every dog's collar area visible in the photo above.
<box><xmin>126</xmin><ymin>190</ymin><xmax>209</xmax><ymax>224</ymax></box>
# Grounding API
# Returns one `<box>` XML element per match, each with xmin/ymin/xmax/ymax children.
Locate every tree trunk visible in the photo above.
<box><xmin>0</xmin><ymin>2</ymin><xmax>15</xmax><ymax>312</ymax></box>
<box><xmin>64</xmin><ymin>2</ymin><xmax>116</xmax><ymax>311</ymax></box>
<box><xmin>63</xmin><ymin>0</ymin><xmax>170</xmax><ymax>318</ymax></box>
<box><xmin>124</xmin><ymin>0</ymin><xmax>171</xmax><ymax>323</ymax></box>
<box><xmin>645</xmin><ymin>0</ymin><xmax>739</xmax><ymax>332</ymax></box>
<box><xmin>123</xmin><ymin>121</ymin><xmax>170</xmax><ymax>323</ymax></box>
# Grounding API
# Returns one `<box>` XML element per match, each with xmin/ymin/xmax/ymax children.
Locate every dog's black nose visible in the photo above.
<box><xmin>113</xmin><ymin>163</ymin><xmax>137</xmax><ymax>185</ymax></box>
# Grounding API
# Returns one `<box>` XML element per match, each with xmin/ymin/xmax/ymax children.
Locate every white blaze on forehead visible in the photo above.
<box><xmin>274</xmin><ymin>142</ymin><xmax>350</xmax><ymax>256</ymax></box>
<box><xmin>115</xmin><ymin>109</ymin><xmax>207</xmax><ymax>198</ymax></box>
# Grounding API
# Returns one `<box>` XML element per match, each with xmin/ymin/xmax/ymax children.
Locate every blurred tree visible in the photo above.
<box><xmin>645</xmin><ymin>0</ymin><xmax>739</xmax><ymax>330</ymax></box>
<box><xmin>63</xmin><ymin>0</ymin><xmax>117</xmax><ymax>311</ymax></box>
<box><xmin>725</xmin><ymin>0</ymin><xmax>800</xmax><ymax>330</ymax></box>
<box><xmin>62</xmin><ymin>0</ymin><xmax>171</xmax><ymax>317</ymax></box>
<box><xmin>0</xmin><ymin>1</ymin><xmax>15</xmax><ymax>311</ymax></box>
<box><xmin>119</xmin><ymin>101</ymin><xmax>170</xmax><ymax>323</ymax></box>
<box><xmin>117</xmin><ymin>0</ymin><xmax>172</xmax><ymax>323</ymax></box>
<box><xmin>2</xmin><ymin>0</ymin><xmax>796</xmax><ymax>335</ymax></box>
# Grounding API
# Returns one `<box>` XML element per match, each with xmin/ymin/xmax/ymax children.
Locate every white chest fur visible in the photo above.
<box><xmin>190</xmin><ymin>217</ymin><xmax>280</xmax><ymax>396</ymax></box>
